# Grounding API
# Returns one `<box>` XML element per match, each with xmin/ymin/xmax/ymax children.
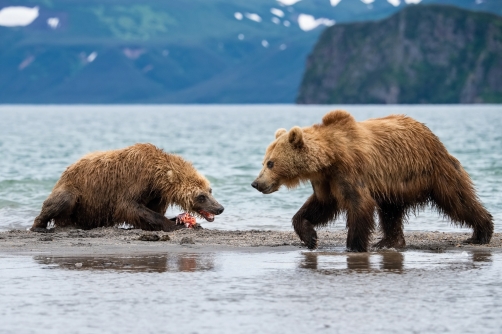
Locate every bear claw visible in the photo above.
<box><xmin>305</xmin><ymin>235</ymin><xmax>318</xmax><ymax>250</ymax></box>
<box><xmin>30</xmin><ymin>227</ymin><xmax>55</xmax><ymax>233</ymax></box>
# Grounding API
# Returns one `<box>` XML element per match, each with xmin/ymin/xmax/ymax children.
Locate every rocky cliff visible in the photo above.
<box><xmin>297</xmin><ymin>5</ymin><xmax>502</xmax><ymax>104</ymax></box>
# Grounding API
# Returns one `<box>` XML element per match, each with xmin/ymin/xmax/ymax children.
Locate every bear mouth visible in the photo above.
<box><xmin>260</xmin><ymin>184</ymin><xmax>279</xmax><ymax>194</ymax></box>
<box><xmin>199</xmin><ymin>210</ymin><xmax>215</xmax><ymax>222</ymax></box>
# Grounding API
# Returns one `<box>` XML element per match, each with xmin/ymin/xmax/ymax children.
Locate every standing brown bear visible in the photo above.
<box><xmin>31</xmin><ymin>143</ymin><xmax>224</xmax><ymax>232</ymax></box>
<box><xmin>252</xmin><ymin>110</ymin><xmax>493</xmax><ymax>252</ymax></box>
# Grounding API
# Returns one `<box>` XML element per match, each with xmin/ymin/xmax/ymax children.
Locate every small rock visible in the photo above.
<box><xmin>180</xmin><ymin>237</ymin><xmax>195</xmax><ymax>245</ymax></box>
<box><xmin>75</xmin><ymin>263</ymin><xmax>83</xmax><ymax>268</ymax></box>
<box><xmin>160</xmin><ymin>235</ymin><xmax>171</xmax><ymax>241</ymax></box>
<box><xmin>138</xmin><ymin>234</ymin><xmax>160</xmax><ymax>241</ymax></box>
<box><xmin>39</xmin><ymin>236</ymin><xmax>53</xmax><ymax>242</ymax></box>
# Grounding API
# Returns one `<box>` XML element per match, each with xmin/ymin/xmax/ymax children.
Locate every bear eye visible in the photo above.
<box><xmin>197</xmin><ymin>195</ymin><xmax>206</xmax><ymax>203</ymax></box>
<box><xmin>267</xmin><ymin>161</ymin><xmax>274</xmax><ymax>169</ymax></box>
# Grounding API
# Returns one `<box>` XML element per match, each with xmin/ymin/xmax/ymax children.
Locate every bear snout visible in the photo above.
<box><xmin>251</xmin><ymin>179</ymin><xmax>277</xmax><ymax>194</ymax></box>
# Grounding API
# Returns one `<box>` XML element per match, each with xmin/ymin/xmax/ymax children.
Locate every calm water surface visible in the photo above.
<box><xmin>1</xmin><ymin>249</ymin><xmax>501</xmax><ymax>333</ymax></box>
<box><xmin>0</xmin><ymin>105</ymin><xmax>501</xmax><ymax>231</ymax></box>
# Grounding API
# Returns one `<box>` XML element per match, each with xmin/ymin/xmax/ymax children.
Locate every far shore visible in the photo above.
<box><xmin>0</xmin><ymin>227</ymin><xmax>501</xmax><ymax>256</ymax></box>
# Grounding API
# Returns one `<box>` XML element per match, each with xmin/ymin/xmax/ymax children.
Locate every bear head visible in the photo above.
<box><xmin>163</xmin><ymin>168</ymin><xmax>224</xmax><ymax>222</ymax></box>
<box><xmin>251</xmin><ymin>126</ymin><xmax>321</xmax><ymax>194</ymax></box>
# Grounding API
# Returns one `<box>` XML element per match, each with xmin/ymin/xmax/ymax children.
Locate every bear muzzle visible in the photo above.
<box><xmin>251</xmin><ymin>179</ymin><xmax>278</xmax><ymax>194</ymax></box>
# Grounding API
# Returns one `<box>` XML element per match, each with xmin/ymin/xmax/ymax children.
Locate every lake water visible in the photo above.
<box><xmin>0</xmin><ymin>105</ymin><xmax>500</xmax><ymax>232</ymax></box>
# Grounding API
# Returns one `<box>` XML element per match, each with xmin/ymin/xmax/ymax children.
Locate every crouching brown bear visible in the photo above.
<box><xmin>31</xmin><ymin>143</ymin><xmax>224</xmax><ymax>232</ymax></box>
<box><xmin>252</xmin><ymin>110</ymin><xmax>493</xmax><ymax>252</ymax></box>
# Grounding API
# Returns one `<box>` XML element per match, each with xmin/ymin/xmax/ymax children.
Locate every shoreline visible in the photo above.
<box><xmin>0</xmin><ymin>227</ymin><xmax>501</xmax><ymax>256</ymax></box>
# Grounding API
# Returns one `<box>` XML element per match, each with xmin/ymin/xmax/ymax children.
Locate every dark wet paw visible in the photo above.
<box><xmin>464</xmin><ymin>230</ymin><xmax>492</xmax><ymax>244</ymax></box>
<box><xmin>463</xmin><ymin>237</ymin><xmax>489</xmax><ymax>245</ymax></box>
<box><xmin>302</xmin><ymin>232</ymin><xmax>318</xmax><ymax>250</ymax></box>
<box><xmin>30</xmin><ymin>227</ymin><xmax>54</xmax><ymax>233</ymax></box>
<box><xmin>161</xmin><ymin>222</ymin><xmax>186</xmax><ymax>232</ymax></box>
<box><xmin>373</xmin><ymin>238</ymin><xmax>406</xmax><ymax>249</ymax></box>
<box><xmin>373</xmin><ymin>239</ymin><xmax>389</xmax><ymax>249</ymax></box>
<box><xmin>347</xmin><ymin>240</ymin><xmax>368</xmax><ymax>252</ymax></box>
<box><xmin>192</xmin><ymin>223</ymin><xmax>203</xmax><ymax>230</ymax></box>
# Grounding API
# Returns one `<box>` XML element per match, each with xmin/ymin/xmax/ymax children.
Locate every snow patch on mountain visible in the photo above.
<box><xmin>277</xmin><ymin>0</ymin><xmax>302</xmax><ymax>5</ymax></box>
<box><xmin>47</xmin><ymin>17</ymin><xmax>60</xmax><ymax>29</ymax></box>
<box><xmin>271</xmin><ymin>8</ymin><xmax>285</xmax><ymax>17</ymax></box>
<box><xmin>245</xmin><ymin>13</ymin><xmax>262</xmax><ymax>22</ymax></box>
<box><xmin>0</xmin><ymin>6</ymin><xmax>39</xmax><ymax>27</ymax></box>
<box><xmin>298</xmin><ymin>14</ymin><xmax>335</xmax><ymax>31</ymax></box>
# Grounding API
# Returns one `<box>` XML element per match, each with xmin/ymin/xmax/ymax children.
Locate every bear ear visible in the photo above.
<box><xmin>275</xmin><ymin>128</ymin><xmax>287</xmax><ymax>139</ymax></box>
<box><xmin>288</xmin><ymin>126</ymin><xmax>304</xmax><ymax>148</ymax></box>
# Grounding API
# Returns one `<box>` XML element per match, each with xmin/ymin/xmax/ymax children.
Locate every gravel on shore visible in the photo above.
<box><xmin>0</xmin><ymin>227</ymin><xmax>500</xmax><ymax>255</ymax></box>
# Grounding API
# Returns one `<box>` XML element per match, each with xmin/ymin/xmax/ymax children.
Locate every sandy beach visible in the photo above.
<box><xmin>1</xmin><ymin>227</ymin><xmax>501</xmax><ymax>255</ymax></box>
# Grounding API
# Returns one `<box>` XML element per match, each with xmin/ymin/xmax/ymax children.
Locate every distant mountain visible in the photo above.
<box><xmin>0</xmin><ymin>0</ymin><xmax>500</xmax><ymax>103</ymax></box>
<box><xmin>297</xmin><ymin>5</ymin><xmax>502</xmax><ymax>104</ymax></box>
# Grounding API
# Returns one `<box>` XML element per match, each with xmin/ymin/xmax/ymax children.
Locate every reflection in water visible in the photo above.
<box><xmin>34</xmin><ymin>253</ymin><xmax>215</xmax><ymax>273</ymax></box>
<box><xmin>300</xmin><ymin>251</ymin><xmax>405</xmax><ymax>273</ymax></box>
<box><xmin>380</xmin><ymin>251</ymin><xmax>404</xmax><ymax>272</ymax></box>
<box><xmin>297</xmin><ymin>249</ymin><xmax>493</xmax><ymax>274</ymax></box>
<box><xmin>471</xmin><ymin>251</ymin><xmax>492</xmax><ymax>263</ymax></box>
<box><xmin>299</xmin><ymin>252</ymin><xmax>318</xmax><ymax>270</ymax></box>
<box><xmin>346</xmin><ymin>253</ymin><xmax>371</xmax><ymax>272</ymax></box>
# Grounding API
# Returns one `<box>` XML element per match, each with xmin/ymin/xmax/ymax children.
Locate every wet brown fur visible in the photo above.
<box><xmin>31</xmin><ymin>143</ymin><xmax>223</xmax><ymax>232</ymax></box>
<box><xmin>253</xmin><ymin>110</ymin><xmax>494</xmax><ymax>252</ymax></box>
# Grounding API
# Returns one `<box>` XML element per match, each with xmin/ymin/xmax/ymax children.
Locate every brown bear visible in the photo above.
<box><xmin>31</xmin><ymin>143</ymin><xmax>224</xmax><ymax>232</ymax></box>
<box><xmin>252</xmin><ymin>110</ymin><xmax>493</xmax><ymax>252</ymax></box>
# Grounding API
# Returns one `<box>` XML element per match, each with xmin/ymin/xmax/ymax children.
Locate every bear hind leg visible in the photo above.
<box><xmin>31</xmin><ymin>189</ymin><xmax>77</xmax><ymax>232</ymax></box>
<box><xmin>344</xmin><ymin>188</ymin><xmax>376</xmax><ymax>253</ymax></box>
<box><xmin>432</xmin><ymin>180</ymin><xmax>493</xmax><ymax>244</ymax></box>
<box><xmin>373</xmin><ymin>203</ymin><xmax>406</xmax><ymax>249</ymax></box>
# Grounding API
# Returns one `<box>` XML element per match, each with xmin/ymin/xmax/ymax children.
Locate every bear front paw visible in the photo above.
<box><xmin>305</xmin><ymin>234</ymin><xmax>318</xmax><ymax>250</ymax></box>
<box><xmin>300</xmin><ymin>230</ymin><xmax>318</xmax><ymax>250</ymax></box>
<box><xmin>294</xmin><ymin>218</ymin><xmax>319</xmax><ymax>250</ymax></box>
<box><xmin>30</xmin><ymin>227</ymin><xmax>54</xmax><ymax>233</ymax></box>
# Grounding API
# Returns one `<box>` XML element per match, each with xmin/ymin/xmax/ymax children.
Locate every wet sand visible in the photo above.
<box><xmin>0</xmin><ymin>227</ymin><xmax>501</xmax><ymax>255</ymax></box>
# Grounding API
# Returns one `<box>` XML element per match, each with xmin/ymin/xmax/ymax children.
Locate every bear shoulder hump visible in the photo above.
<box><xmin>322</xmin><ymin>110</ymin><xmax>355</xmax><ymax>126</ymax></box>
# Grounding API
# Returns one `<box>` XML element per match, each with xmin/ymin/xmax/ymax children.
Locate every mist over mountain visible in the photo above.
<box><xmin>297</xmin><ymin>5</ymin><xmax>502</xmax><ymax>104</ymax></box>
<box><xmin>0</xmin><ymin>0</ymin><xmax>500</xmax><ymax>103</ymax></box>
